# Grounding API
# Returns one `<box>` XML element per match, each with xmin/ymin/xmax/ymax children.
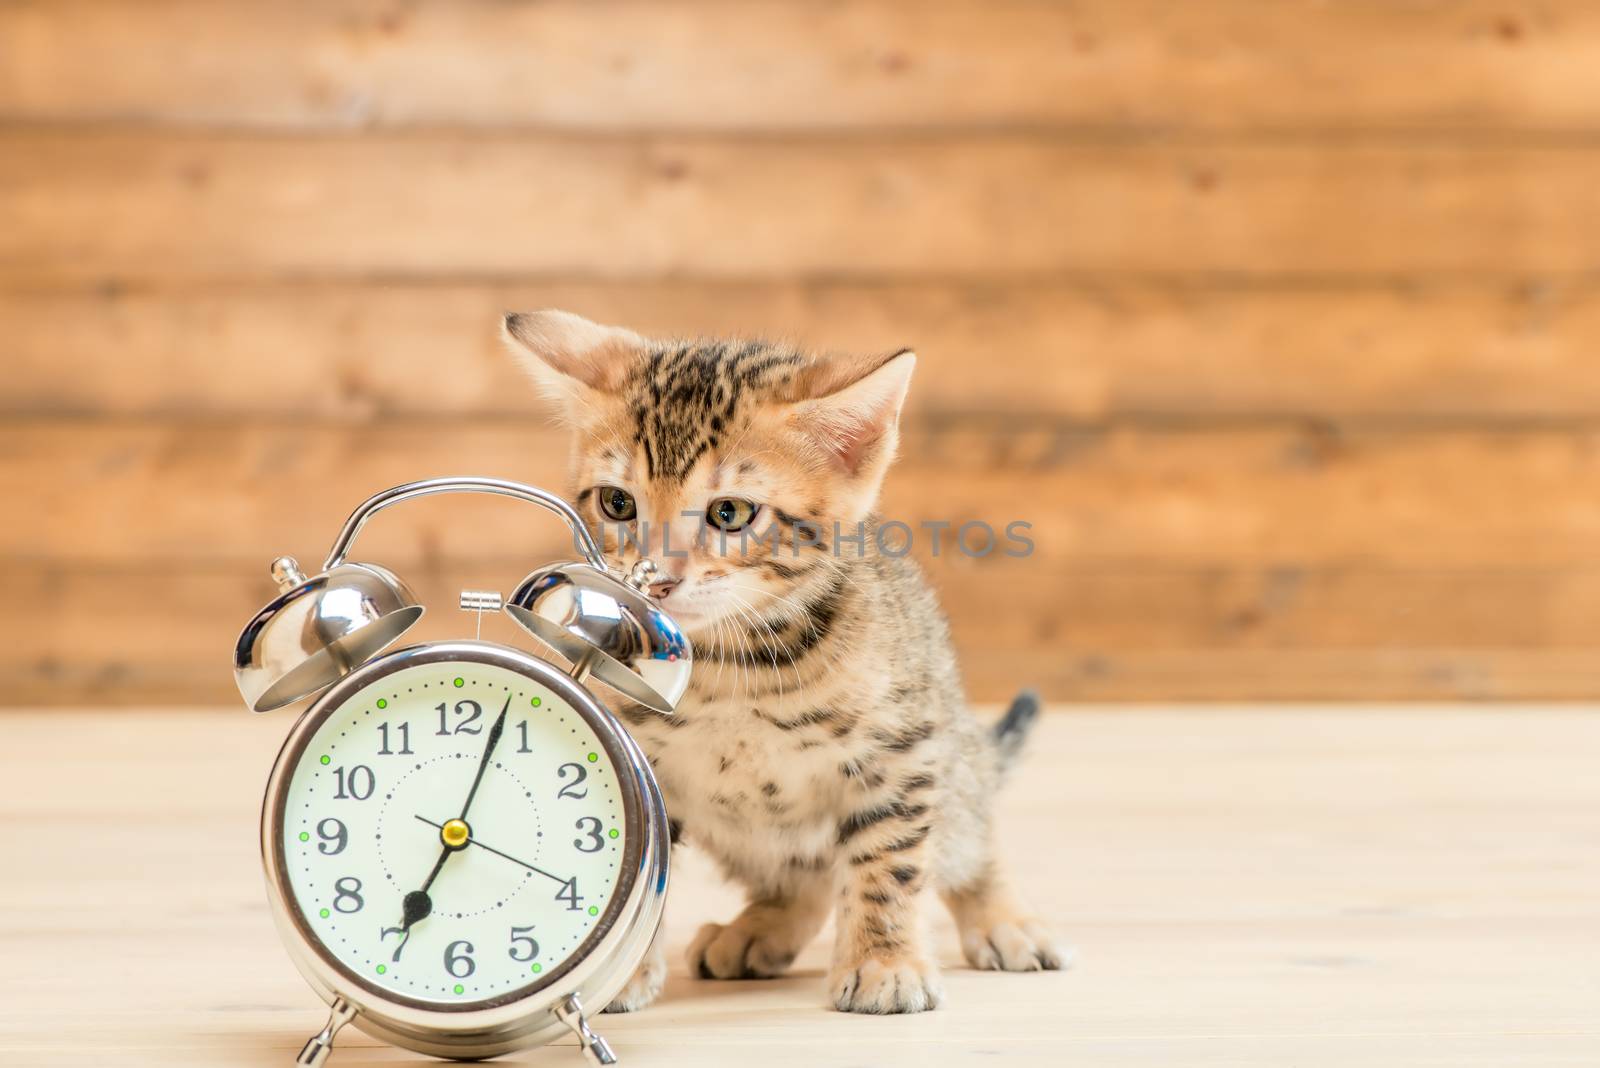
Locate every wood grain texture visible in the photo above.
<box><xmin>12</xmin><ymin>279</ymin><xmax>1600</xmax><ymax>421</ymax></box>
<box><xmin>15</xmin><ymin>561</ymin><xmax>1600</xmax><ymax>704</ymax></box>
<box><xmin>10</xmin><ymin>419</ymin><xmax>1600</xmax><ymax>569</ymax></box>
<box><xmin>13</xmin><ymin>411</ymin><xmax>1596</xmax><ymax>704</ymax></box>
<box><xmin>2</xmin><ymin>0</ymin><xmax>1597</xmax><ymax>132</ymax></box>
<box><xmin>6</xmin><ymin>2</ymin><xmax>1600</xmax><ymax>704</ymax></box>
<box><xmin>9</xmin><ymin>132</ymin><xmax>1600</xmax><ymax>281</ymax></box>
<box><xmin>3</xmin><ymin>709</ymin><xmax>1597</xmax><ymax>1064</ymax></box>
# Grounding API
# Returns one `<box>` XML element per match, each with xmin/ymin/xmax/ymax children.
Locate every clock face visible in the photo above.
<box><xmin>276</xmin><ymin>655</ymin><xmax>633</xmax><ymax>1008</ymax></box>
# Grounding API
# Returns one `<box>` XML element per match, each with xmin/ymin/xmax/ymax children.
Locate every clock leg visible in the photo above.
<box><xmin>554</xmin><ymin>993</ymin><xmax>618</xmax><ymax>1065</ymax></box>
<box><xmin>295</xmin><ymin>997</ymin><xmax>357</xmax><ymax>1068</ymax></box>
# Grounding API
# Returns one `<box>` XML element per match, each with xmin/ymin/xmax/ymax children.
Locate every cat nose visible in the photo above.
<box><xmin>646</xmin><ymin>578</ymin><xmax>680</xmax><ymax>600</ymax></box>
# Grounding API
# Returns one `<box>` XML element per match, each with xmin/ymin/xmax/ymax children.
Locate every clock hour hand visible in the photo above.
<box><xmin>379</xmin><ymin>888</ymin><xmax>432</xmax><ymax>962</ymax></box>
<box><xmin>380</xmin><ymin>823</ymin><xmax>459</xmax><ymax>961</ymax></box>
<box><xmin>378</xmin><ymin>695</ymin><xmax>513</xmax><ymax>965</ymax></box>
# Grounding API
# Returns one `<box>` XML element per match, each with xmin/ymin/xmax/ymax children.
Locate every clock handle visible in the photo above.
<box><xmin>554</xmin><ymin>994</ymin><xmax>618</xmax><ymax>1065</ymax></box>
<box><xmin>320</xmin><ymin>477</ymin><xmax>607</xmax><ymax>572</ymax></box>
<box><xmin>295</xmin><ymin>997</ymin><xmax>357</xmax><ymax>1068</ymax></box>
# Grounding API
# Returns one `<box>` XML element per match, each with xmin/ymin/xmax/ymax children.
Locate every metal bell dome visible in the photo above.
<box><xmin>505</xmin><ymin>560</ymin><xmax>691</xmax><ymax>714</ymax></box>
<box><xmin>233</xmin><ymin>556</ymin><xmax>424</xmax><ymax>713</ymax></box>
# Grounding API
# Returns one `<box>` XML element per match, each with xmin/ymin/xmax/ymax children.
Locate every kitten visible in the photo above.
<box><xmin>503</xmin><ymin>310</ymin><xmax>1066</xmax><ymax>1014</ymax></box>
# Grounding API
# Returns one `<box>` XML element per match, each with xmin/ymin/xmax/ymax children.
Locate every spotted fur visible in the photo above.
<box><xmin>504</xmin><ymin>310</ymin><xmax>1066</xmax><ymax>1015</ymax></box>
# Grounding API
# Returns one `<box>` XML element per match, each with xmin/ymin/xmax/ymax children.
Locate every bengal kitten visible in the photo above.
<box><xmin>503</xmin><ymin>310</ymin><xmax>1065</xmax><ymax>1014</ymax></box>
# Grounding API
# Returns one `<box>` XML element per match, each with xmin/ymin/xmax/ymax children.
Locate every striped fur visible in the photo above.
<box><xmin>505</xmin><ymin>311</ymin><xmax>1065</xmax><ymax>1014</ymax></box>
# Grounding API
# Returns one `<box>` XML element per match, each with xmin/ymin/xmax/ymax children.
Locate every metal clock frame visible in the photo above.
<box><xmin>261</xmin><ymin>639</ymin><xmax>670</xmax><ymax>1063</ymax></box>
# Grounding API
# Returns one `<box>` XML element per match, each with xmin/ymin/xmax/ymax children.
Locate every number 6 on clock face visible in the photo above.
<box><xmin>266</xmin><ymin>644</ymin><xmax>649</xmax><ymax>1011</ymax></box>
<box><xmin>236</xmin><ymin>478</ymin><xmax>685</xmax><ymax>1065</ymax></box>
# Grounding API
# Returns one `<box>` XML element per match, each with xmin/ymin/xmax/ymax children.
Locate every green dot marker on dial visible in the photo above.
<box><xmin>587</xmin><ymin>906</ymin><xmax>599</xmax><ymax>916</ymax></box>
<box><xmin>531</xmin><ymin>696</ymin><xmax>541</xmax><ymax>707</ymax></box>
<box><xmin>299</xmin><ymin>831</ymin><xmax>310</xmax><ymax>842</ymax></box>
<box><xmin>608</xmin><ymin>828</ymin><xmax>619</xmax><ymax>839</ymax></box>
<box><xmin>453</xmin><ymin>984</ymin><xmax>465</xmax><ymax>995</ymax></box>
<box><xmin>376</xmin><ymin>964</ymin><xmax>386</xmax><ymax>975</ymax></box>
<box><xmin>318</xmin><ymin>908</ymin><xmax>330</xmax><ymax>919</ymax></box>
<box><xmin>453</xmin><ymin>677</ymin><xmax>464</xmax><ymax>688</ymax></box>
<box><xmin>586</xmin><ymin>752</ymin><xmax>599</xmax><ymax>763</ymax></box>
<box><xmin>319</xmin><ymin>754</ymin><xmax>330</xmax><ymax>765</ymax></box>
<box><xmin>531</xmin><ymin>963</ymin><xmax>542</xmax><ymax>974</ymax></box>
<box><xmin>376</xmin><ymin>698</ymin><xmax>387</xmax><ymax>709</ymax></box>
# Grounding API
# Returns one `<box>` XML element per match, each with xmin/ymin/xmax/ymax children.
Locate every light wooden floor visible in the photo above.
<box><xmin>1</xmin><ymin>708</ymin><xmax>1597</xmax><ymax>1066</ymax></box>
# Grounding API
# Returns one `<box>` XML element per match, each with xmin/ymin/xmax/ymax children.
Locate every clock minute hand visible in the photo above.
<box><xmin>458</xmin><ymin>694</ymin><xmax>512</xmax><ymax>819</ymax></box>
<box><xmin>379</xmin><ymin>696</ymin><xmax>512</xmax><ymax>964</ymax></box>
<box><xmin>380</xmin><ymin>697</ymin><xmax>515</xmax><ymax>964</ymax></box>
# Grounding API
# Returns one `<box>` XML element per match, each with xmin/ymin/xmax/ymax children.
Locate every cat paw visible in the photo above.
<box><xmin>687</xmin><ymin>919</ymin><xmax>798</xmax><ymax>979</ymax></box>
<box><xmin>602</xmin><ymin>948</ymin><xmax>666</xmax><ymax>1013</ymax></box>
<box><xmin>828</xmin><ymin>955</ymin><xmax>943</xmax><ymax>1014</ymax></box>
<box><xmin>960</xmin><ymin>918</ymin><xmax>1071</xmax><ymax>972</ymax></box>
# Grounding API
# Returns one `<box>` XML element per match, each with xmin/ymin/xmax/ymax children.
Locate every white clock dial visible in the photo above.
<box><xmin>278</xmin><ymin>659</ymin><xmax>630</xmax><ymax>1006</ymax></box>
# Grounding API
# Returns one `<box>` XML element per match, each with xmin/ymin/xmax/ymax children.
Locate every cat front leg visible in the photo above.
<box><xmin>688</xmin><ymin>868</ymin><xmax>832</xmax><ymax>979</ymax></box>
<box><xmin>827</xmin><ymin>800</ymin><xmax>943</xmax><ymax>1014</ymax></box>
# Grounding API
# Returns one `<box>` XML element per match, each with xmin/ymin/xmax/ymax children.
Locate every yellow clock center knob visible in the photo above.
<box><xmin>440</xmin><ymin>818</ymin><xmax>471</xmax><ymax>849</ymax></box>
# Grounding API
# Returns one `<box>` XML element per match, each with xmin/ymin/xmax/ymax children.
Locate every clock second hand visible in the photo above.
<box><xmin>381</xmin><ymin>694</ymin><xmax>514</xmax><ymax>962</ymax></box>
<box><xmin>412</xmin><ymin>814</ymin><xmax>574</xmax><ymax>889</ymax></box>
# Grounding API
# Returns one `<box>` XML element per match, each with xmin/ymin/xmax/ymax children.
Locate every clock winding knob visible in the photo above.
<box><xmin>459</xmin><ymin>589</ymin><xmax>505</xmax><ymax>613</ymax></box>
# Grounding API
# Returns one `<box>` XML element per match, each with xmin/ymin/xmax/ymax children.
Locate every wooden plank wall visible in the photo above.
<box><xmin>6</xmin><ymin>0</ymin><xmax>1600</xmax><ymax>705</ymax></box>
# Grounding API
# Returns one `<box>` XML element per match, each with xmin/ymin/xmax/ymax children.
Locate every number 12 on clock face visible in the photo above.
<box><xmin>279</xmin><ymin>660</ymin><xmax>629</xmax><ymax>1004</ymax></box>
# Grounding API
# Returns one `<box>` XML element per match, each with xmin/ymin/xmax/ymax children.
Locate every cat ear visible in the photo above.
<box><xmin>501</xmin><ymin>310</ymin><xmax>645</xmax><ymax>405</ymax></box>
<box><xmin>787</xmin><ymin>349</ymin><xmax>916</xmax><ymax>476</ymax></box>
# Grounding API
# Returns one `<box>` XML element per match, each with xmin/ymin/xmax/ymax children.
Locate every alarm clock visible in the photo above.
<box><xmin>232</xmin><ymin>477</ymin><xmax>690</xmax><ymax>1066</ymax></box>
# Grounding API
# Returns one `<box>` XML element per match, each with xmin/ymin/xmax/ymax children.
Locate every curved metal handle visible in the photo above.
<box><xmin>321</xmin><ymin>477</ymin><xmax>606</xmax><ymax>572</ymax></box>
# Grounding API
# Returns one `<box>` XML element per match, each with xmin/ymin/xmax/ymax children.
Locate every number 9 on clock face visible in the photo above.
<box><xmin>268</xmin><ymin>651</ymin><xmax>638</xmax><ymax>1008</ymax></box>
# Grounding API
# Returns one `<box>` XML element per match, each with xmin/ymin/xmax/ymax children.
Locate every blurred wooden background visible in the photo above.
<box><xmin>7</xmin><ymin>0</ymin><xmax>1600</xmax><ymax>706</ymax></box>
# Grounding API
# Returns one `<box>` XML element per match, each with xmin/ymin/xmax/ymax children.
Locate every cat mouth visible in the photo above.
<box><xmin>659</xmin><ymin>600</ymin><xmax>711</xmax><ymax>626</ymax></box>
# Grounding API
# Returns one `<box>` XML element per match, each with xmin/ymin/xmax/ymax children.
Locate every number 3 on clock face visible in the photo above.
<box><xmin>272</xmin><ymin>654</ymin><xmax>635</xmax><ymax>1007</ymax></box>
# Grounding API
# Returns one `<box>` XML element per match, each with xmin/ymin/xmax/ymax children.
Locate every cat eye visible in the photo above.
<box><xmin>597</xmin><ymin>486</ymin><xmax>637</xmax><ymax>522</ymax></box>
<box><xmin>707</xmin><ymin>497</ymin><xmax>759</xmax><ymax>533</ymax></box>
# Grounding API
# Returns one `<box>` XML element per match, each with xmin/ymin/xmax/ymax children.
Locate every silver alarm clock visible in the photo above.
<box><xmin>232</xmin><ymin>477</ymin><xmax>690</xmax><ymax>1066</ymax></box>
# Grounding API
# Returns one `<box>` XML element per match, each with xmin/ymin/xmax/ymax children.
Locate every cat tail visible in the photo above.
<box><xmin>992</xmin><ymin>688</ymin><xmax>1041</xmax><ymax>774</ymax></box>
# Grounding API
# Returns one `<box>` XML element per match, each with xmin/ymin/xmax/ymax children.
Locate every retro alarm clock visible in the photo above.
<box><xmin>232</xmin><ymin>477</ymin><xmax>689</xmax><ymax>1066</ymax></box>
